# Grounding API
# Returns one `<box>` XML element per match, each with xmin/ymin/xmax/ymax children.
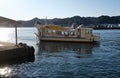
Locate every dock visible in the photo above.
<box><xmin>0</xmin><ymin>41</ymin><xmax>16</xmax><ymax>50</ymax></box>
<box><xmin>0</xmin><ymin>41</ymin><xmax>35</xmax><ymax>63</ymax></box>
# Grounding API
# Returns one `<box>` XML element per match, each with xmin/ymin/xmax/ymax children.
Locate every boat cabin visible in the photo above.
<box><xmin>36</xmin><ymin>24</ymin><xmax>95</xmax><ymax>40</ymax></box>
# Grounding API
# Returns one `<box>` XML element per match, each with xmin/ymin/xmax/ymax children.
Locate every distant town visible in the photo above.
<box><xmin>0</xmin><ymin>15</ymin><xmax>120</xmax><ymax>29</ymax></box>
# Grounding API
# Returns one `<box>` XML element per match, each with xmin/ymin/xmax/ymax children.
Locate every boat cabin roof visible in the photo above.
<box><xmin>39</xmin><ymin>24</ymin><xmax>93</xmax><ymax>31</ymax></box>
<box><xmin>45</xmin><ymin>25</ymin><xmax>66</xmax><ymax>31</ymax></box>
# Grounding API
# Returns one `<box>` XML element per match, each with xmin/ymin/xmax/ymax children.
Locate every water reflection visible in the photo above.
<box><xmin>37</xmin><ymin>41</ymin><xmax>99</xmax><ymax>58</ymax></box>
<box><xmin>0</xmin><ymin>28</ymin><xmax>14</xmax><ymax>42</ymax></box>
<box><xmin>0</xmin><ymin>67</ymin><xmax>12</xmax><ymax>77</ymax></box>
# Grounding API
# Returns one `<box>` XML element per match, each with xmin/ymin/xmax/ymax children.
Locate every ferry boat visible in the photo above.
<box><xmin>35</xmin><ymin>22</ymin><xmax>100</xmax><ymax>42</ymax></box>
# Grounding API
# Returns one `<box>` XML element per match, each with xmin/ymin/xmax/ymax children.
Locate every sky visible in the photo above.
<box><xmin>0</xmin><ymin>0</ymin><xmax>120</xmax><ymax>20</ymax></box>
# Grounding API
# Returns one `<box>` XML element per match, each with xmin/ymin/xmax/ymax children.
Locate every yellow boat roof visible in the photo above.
<box><xmin>45</xmin><ymin>25</ymin><xmax>66</xmax><ymax>31</ymax></box>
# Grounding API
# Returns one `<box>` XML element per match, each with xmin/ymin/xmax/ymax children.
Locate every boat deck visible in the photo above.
<box><xmin>40</xmin><ymin>37</ymin><xmax>94</xmax><ymax>42</ymax></box>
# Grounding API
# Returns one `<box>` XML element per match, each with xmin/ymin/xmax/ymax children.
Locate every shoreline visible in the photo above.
<box><xmin>93</xmin><ymin>28</ymin><xmax>120</xmax><ymax>30</ymax></box>
<box><xmin>0</xmin><ymin>27</ymin><xmax>120</xmax><ymax>30</ymax></box>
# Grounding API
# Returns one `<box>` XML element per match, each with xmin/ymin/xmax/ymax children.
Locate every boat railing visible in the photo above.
<box><xmin>42</xmin><ymin>36</ymin><xmax>86</xmax><ymax>39</ymax></box>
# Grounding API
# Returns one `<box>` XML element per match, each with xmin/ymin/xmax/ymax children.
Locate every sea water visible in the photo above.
<box><xmin>0</xmin><ymin>27</ymin><xmax>120</xmax><ymax>78</ymax></box>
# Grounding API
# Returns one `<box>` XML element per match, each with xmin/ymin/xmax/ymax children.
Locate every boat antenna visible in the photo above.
<box><xmin>45</xmin><ymin>16</ymin><xmax>47</xmax><ymax>25</ymax></box>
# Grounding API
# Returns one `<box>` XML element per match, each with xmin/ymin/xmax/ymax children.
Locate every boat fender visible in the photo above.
<box><xmin>23</xmin><ymin>43</ymin><xmax>27</xmax><ymax>46</ymax></box>
<box><xmin>18</xmin><ymin>43</ymin><xmax>27</xmax><ymax>47</ymax></box>
<box><xmin>30</xmin><ymin>46</ymin><xmax>35</xmax><ymax>52</ymax></box>
<box><xmin>28</xmin><ymin>46</ymin><xmax>35</xmax><ymax>53</ymax></box>
<box><xmin>19</xmin><ymin>42</ymin><xmax>23</xmax><ymax>46</ymax></box>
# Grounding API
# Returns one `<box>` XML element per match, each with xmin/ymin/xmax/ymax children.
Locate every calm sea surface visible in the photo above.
<box><xmin>0</xmin><ymin>27</ymin><xmax>120</xmax><ymax>78</ymax></box>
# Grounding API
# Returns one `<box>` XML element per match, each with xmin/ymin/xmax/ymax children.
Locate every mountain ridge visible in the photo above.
<box><xmin>0</xmin><ymin>15</ymin><xmax>120</xmax><ymax>27</ymax></box>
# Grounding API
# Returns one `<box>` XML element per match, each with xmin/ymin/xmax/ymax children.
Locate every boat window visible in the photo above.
<box><xmin>47</xmin><ymin>30</ymin><xmax>52</xmax><ymax>33</ymax></box>
<box><xmin>56</xmin><ymin>31</ymin><xmax>61</xmax><ymax>35</ymax></box>
<box><xmin>70</xmin><ymin>31</ymin><xmax>74</xmax><ymax>35</ymax></box>
<box><xmin>53</xmin><ymin>30</ymin><xmax>56</xmax><ymax>33</ymax></box>
<box><xmin>64</xmin><ymin>32</ymin><xmax>68</xmax><ymax>35</ymax></box>
<box><xmin>70</xmin><ymin>31</ymin><xmax>76</xmax><ymax>36</ymax></box>
<box><xmin>86</xmin><ymin>30</ymin><xmax>89</xmax><ymax>33</ymax></box>
<box><xmin>61</xmin><ymin>32</ymin><xmax>64</xmax><ymax>35</ymax></box>
<box><xmin>74</xmin><ymin>32</ymin><xmax>77</xmax><ymax>35</ymax></box>
<box><xmin>90</xmin><ymin>30</ymin><xmax>92</xmax><ymax>34</ymax></box>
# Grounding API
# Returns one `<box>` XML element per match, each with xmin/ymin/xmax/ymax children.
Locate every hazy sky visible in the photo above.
<box><xmin>0</xmin><ymin>0</ymin><xmax>120</xmax><ymax>20</ymax></box>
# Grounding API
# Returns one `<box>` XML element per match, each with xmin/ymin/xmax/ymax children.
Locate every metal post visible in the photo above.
<box><xmin>15</xmin><ymin>23</ymin><xmax>18</xmax><ymax>45</ymax></box>
<box><xmin>45</xmin><ymin>16</ymin><xmax>47</xmax><ymax>25</ymax></box>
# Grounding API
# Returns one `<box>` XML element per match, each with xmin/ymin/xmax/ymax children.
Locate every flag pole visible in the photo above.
<box><xmin>15</xmin><ymin>22</ymin><xmax>18</xmax><ymax>45</ymax></box>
